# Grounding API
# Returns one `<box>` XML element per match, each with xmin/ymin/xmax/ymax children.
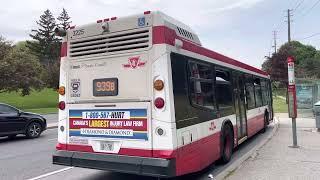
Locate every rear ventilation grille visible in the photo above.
<box><xmin>177</xmin><ymin>27</ymin><xmax>194</xmax><ymax>40</ymax></box>
<box><xmin>69</xmin><ymin>28</ymin><xmax>150</xmax><ymax>58</ymax></box>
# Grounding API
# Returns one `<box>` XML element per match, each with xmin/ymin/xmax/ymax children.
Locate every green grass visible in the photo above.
<box><xmin>273</xmin><ymin>96</ymin><xmax>288</xmax><ymax>113</ymax></box>
<box><xmin>0</xmin><ymin>88</ymin><xmax>58</xmax><ymax>114</ymax></box>
<box><xmin>273</xmin><ymin>88</ymin><xmax>287</xmax><ymax>97</ymax></box>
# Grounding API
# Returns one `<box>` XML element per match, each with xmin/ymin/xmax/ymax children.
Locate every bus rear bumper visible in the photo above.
<box><xmin>53</xmin><ymin>150</ymin><xmax>176</xmax><ymax>177</ymax></box>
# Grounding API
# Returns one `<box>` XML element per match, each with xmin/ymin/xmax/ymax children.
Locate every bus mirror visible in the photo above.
<box><xmin>102</xmin><ymin>22</ymin><xmax>109</xmax><ymax>32</ymax></box>
<box><xmin>55</xmin><ymin>27</ymin><xmax>67</xmax><ymax>37</ymax></box>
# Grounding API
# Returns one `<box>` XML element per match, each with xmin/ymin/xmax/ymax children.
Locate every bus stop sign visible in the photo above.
<box><xmin>287</xmin><ymin>56</ymin><xmax>297</xmax><ymax>118</ymax></box>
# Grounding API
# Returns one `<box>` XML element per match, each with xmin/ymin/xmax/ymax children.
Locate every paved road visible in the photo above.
<box><xmin>0</xmin><ymin>124</ymin><xmax>274</xmax><ymax>180</ymax></box>
<box><xmin>42</xmin><ymin>114</ymin><xmax>58</xmax><ymax>125</ymax></box>
<box><xmin>0</xmin><ymin>129</ymin><xmax>62</xmax><ymax>180</ymax></box>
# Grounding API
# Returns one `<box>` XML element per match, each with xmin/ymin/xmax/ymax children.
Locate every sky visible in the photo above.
<box><xmin>0</xmin><ymin>0</ymin><xmax>320</xmax><ymax>69</ymax></box>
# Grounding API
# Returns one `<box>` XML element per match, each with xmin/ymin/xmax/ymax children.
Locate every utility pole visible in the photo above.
<box><xmin>287</xmin><ymin>9</ymin><xmax>291</xmax><ymax>43</ymax></box>
<box><xmin>272</xmin><ymin>30</ymin><xmax>277</xmax><ymax>54</ymax></box>
<box><xmin>286</xmin><ymin>8</ymin><xmax>298</xmax><ymax>148</ymax></box>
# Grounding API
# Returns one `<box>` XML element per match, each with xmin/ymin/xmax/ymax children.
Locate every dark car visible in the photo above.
<box><xmin>0</xmin><ymin>103</ymin><xmax>47</xmax><ymax>139</ymax></box>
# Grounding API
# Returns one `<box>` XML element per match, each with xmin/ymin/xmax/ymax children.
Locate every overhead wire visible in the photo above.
<box><xmin>266</xmin><ymin>0</ymin><xmax>307</xmax><ymax>57</ymax></box>
<box><xmin>295</xmin><ymin>0</ymin><xmax>320</xmax><ymax>19</ymax></box>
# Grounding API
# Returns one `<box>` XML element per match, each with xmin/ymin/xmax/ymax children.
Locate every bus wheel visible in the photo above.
<box><xmin>220</xmin><ymin>124</ymin><xmax>234</xmax><ymax>164</ymax></box>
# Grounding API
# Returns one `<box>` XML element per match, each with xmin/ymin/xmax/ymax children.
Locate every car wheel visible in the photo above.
<box><xmin>219</xmin><ymin>124</ymin><xmax>234</xmax><ymax>164</ymax></box>
<box><xmin>26</xmin><ymin>122</ymin><xmax>42</xmax><ymax>138</ymax></box>
<box><xmin>8</xmin><ymin>134</ymin><xmax>17</xmax><ymax>139</ymax></box>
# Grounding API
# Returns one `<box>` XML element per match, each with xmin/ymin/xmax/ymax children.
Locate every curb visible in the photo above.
<box><xmin>214</xmin><ymin>117</ymin><xmax>280</xmax><ymax>180</ymax></box>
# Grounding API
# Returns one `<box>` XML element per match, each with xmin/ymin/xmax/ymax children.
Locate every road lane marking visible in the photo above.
<box><xmin>26</xmin><ymin>167</ymin><xmax>74</xmax><ymax>180</ymax></box>
<box><xmin>47</xmin><ymin>138</ymin><xmax>57</xmax><ymax>142</ymax></box>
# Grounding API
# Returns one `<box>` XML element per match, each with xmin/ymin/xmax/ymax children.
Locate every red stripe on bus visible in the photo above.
<box><xmin>59</xmin><ymin>130</ymin><xmax>222</xmax><ymax>176</ymax></box>
<box><xmin>57</xmin><ymin>114</ymin><xmax>265</xmax><ymax>175</ymax></box>
<box><xmin>247</xmin><ymin>113</ymin><xmax>265</xmax><ymax>137</ymax></box>
<box><xmin>60</xmin><ymin>42</ymin><xmax>67</xmax><ymax>58</ymax></box>
<box><xmin>152</xmin><ymin>26</ymin><xmax>268</xmax><ymax>77</ymax></box>
<box><xmin>175</xmin><ymin>131</ymin><xmax>221</xmax><ymax>176</ymax></box>
<box><xmin>64</xmin><ymin>144</ymin><xmax>174</xmax><ymax>158</ymax></box>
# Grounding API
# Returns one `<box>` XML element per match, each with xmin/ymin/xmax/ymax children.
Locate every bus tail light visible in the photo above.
<box><xmin>56</xmin><ymin>143</ymin><xmax>66</xmax><ymax>150</ymax></box>
<box><xmin>154</xmin><ymin>97</ymin><xmax>165</xmax><ymax>109</ymax></box>
<box><xmin>58</xmin><ymin>101</ymin><xmax>66</xmax><ymax>110</ymax></box>
<box><xmin>60</xmin><ymin>42</ymin><xmax>67</xmax><ymax>57</ymax></box>
<box><xmin>58</xmin><ymin>86</ymin><xmax>65</xmax><ymax>95</ymax></box>
<box><xmin>154</xmin><ymin>79</ymin><xmax>164</xmax><ymax>91</ymax></box>
<box><xmin>144</xmin><ymin>11</ymin><xmax>151</xmax><ymax>15</ymax></box>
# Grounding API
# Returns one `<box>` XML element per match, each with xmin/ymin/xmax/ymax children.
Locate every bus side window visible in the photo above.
<box><xmin>215</xmin><ymin>68</ymin><xmax>234</xmax><ymax>115</ymax></box>
<box><xmin>188</xmin><ymin>62</ymin><xmax>215</xmax><ymax>110</ymax></box>
<box><xmin>254</xmin><ymin>77</ymin><xmax>263</xmax><ymax>107</ymax></box>
<box><xmin>245</xmin><ymin>74</ymin><xmax>256</xmax><ymax>109</ymax></box>
<box><xmin>261</xmin><ymin>79</ymin><xmax>268</xmax><ymax>106</ymax></box>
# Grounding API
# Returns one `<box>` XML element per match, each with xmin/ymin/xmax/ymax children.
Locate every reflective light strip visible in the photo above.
<box><xmin>60</xmin><ymin>42</ymin><xmax>67</xmax><ymax>58</ymax></box>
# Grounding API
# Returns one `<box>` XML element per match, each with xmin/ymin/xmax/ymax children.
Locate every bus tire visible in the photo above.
<box><xmin>261</xmin><ymin>112</ymin><xmax>269</xmax><ymax>133</ymax></box>
<box><xmin>219</xmin><ymin>124</ymin><xmax>234</xmax><ymax>164</ymax></box>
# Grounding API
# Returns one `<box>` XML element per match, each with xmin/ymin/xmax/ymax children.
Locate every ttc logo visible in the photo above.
<box><xmin>123</xmin><ymin>56</ymin><xmax>146</xmax><ymax>69</ymax></box>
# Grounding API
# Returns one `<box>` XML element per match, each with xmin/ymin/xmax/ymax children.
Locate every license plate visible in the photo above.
<box><xmin>93</xmin><ymin>78</ymin><xmax>118</xmax><ymax>96</ymax></box>
<box><xmin>100</xmin><ymin>142</ymin><xmax>114</xmax><ymax>151</ymax></box>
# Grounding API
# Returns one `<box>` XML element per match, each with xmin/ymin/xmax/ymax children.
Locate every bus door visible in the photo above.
<box><xmin>233</xmin><ymin>72</ymin><xmax>248</xmax><ymax>143</ymax></box>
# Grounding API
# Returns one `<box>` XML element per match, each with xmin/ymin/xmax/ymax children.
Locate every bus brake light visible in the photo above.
<box><xmin>154</xmin><ymin>97</ymin><xmax>165</xmax><ymax>109</ymax></box>
<box><xmin>58</xmin><ymin>101</ymin><xmax>66</xmax><ymax>110</ymax></box>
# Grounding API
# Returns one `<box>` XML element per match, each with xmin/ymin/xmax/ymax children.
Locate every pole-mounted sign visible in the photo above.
<box><xmin>287</xmin><ymin>56</ymin><xmax>297</xmax><ymax>118</ymax></box>
<box><xmin>287</xmin><ymin>56</ymin><xmax>298</xmax><ymax>148</ymax></box>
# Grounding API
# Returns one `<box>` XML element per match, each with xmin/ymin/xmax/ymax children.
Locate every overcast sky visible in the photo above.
<box><xmin>1</xmin><ymin>0</ymin><xmax>319</xmax><ymax>68</ymax></box>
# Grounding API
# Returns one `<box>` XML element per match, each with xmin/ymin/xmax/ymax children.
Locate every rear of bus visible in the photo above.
<box><xmin>53</xmin><ymin>12</ymin><xmax>177</xmax><ymax>177</ymax></box>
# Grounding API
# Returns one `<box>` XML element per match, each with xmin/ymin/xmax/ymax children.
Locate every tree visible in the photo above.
<box><xmin>299</xmin><ymin>58</ymin><xmax>320</xmax><ymax>79</ymax></box>
<box><xmin>261</xmin><ymin>56</ymin><xmax>271</xmax><ymax>74</ymax></box>
<box><xmin>0</xmin><ymin>42</ymin><xmax>43</xmax><ymax>96</ymax></box>
<box><xmin>261</xmin><ymin>40</ymin><xmax>320</xmax><ymax>86</ymax></box>
<box><xmin>27</xmin><ymin>9</ymin><xmax>61</xmax><ymax>89</ymax></box>
<box><xmin>27</xmin><ymin>9</ymin><xmax>60</xmax><ymax>65</ymax></box>
<box><xmin>57</xmin><ymin>8</ymin><xmax>72</xmax><ymax>30</ymax></box>
<box><xmin>0</xmin><ymin>36</ymin><xmax>12</xmax><ymax>60</ymax></box>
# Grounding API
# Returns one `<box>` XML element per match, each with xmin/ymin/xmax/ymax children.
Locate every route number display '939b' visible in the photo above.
<box><xmin>93</xmin><ymin>78</ymin><xmax>118</xmax><ymax>96</ymax></box>
<box><xmin>53</xmin><ymin>11</ymin><xmax>273</xmax><ymax>178</ymax></box>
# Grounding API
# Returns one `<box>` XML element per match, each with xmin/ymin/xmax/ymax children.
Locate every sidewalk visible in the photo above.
<box><xmin>225</xmin><ymin>113</ymin><xmax>320</xmax><ymax>180</ymax></box>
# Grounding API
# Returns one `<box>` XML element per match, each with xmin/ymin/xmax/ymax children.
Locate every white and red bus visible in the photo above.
<box><xmin>53</xmin><ymin>11</ymin><xmax>273</xmax><ymax>177</ymax></box>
